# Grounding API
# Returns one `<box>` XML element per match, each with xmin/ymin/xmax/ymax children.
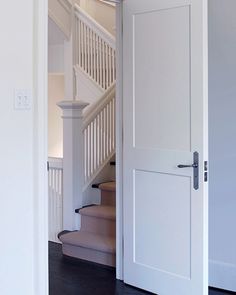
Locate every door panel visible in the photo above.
<box><xmin>134</xmin><ymin>170</ymin><xmax>191</xmax><ymax>279</ymax></box>
<box><xmin>134</xmin><ymin>5</ymin><xmax>191</xmax><ymax>151</ymax></box>
<box><xmin>123</xmin><ymin>0</ymin><xmax>208</xmax><ymax>294</ymax></box>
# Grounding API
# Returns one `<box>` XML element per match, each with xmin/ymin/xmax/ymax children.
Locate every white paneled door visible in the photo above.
<box><xmin>123</xmin><ymin>1</ymin><xmax>208</xmax><ymax>294</ymax></box>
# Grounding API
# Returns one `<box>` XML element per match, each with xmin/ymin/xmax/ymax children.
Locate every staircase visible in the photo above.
<box><xmin>59</xmin><ymin>181</ymin><xmax>116</xmax><ymax>266</ymax></box>
<box><xmin>48</xmin><ymin>0</ymin><xmax>117</xmax><ymax>267</ymax></box>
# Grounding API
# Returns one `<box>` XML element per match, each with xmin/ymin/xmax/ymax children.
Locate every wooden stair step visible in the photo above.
<box><xmin>79</xmin><ymin>205</ymin><xmax>116</xmax><ymax>220</ymax></box>
<box><xmin>60</xmin><ymin>231</ymin><xmax>116</xmax><ymax>254</ymax></box>
<box><xmin>99</xmin><ymin>181</ymin><xmax>116</xmax><ymax>192</ymax></box>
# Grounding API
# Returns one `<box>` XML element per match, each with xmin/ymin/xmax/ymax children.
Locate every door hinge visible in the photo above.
<box><xmin>204</xmin><ymin>161</ymin><xmax>208</xmax><ymax>182</ymax></box>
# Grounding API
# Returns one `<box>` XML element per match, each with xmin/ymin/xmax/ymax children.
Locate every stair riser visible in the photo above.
<box><xmin>81</xmin><ymin>215</ymin><xmax>116</xmax><ymax>236</ymax></box>
<box><xmin>62</xmin><ymin>244</ymin><xmax>116</xmax><ymax>267</ymax></box>
<box><xmin>101</xmin><ymin>191</ymin><xmax>116</xmax><ymax>206</ymax></box>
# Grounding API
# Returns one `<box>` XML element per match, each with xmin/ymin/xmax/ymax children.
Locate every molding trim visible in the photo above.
<box><xmin>115</xmin><ymin>1</ymin><xmax>123</xmax><ymax>280</ymax></box>
<box><xmin>48</xmin><ymin>72</ymin><xmax>64</xmax><ymax>76</ymax></box>
<box><xmin>58</xmin><ymin>0</ymin><xmax>72</xmax><ymax>13</ymax></box>
<box><xmin>33</xmin><ymin>0</ymin><xmax>49</xmax><ymax>294</ymax></box>
<box><xmin>97</xmin><ymin>0</ymin><xmax>116</xmax><ymax>7</ymax></box>
<box><xmin>209</xmin><ymin>259</ymin><xmax>236</xmax><ymax>292</ymax></box>
<box><xmin>57</xmin><ymin>100</ymin><xmax>89</xmax><ymax>118</ymax></box>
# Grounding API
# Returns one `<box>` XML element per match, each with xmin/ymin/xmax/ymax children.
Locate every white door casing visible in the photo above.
<box><xmin>123</xmin><ymin>0</ymin><xmax>208</xmax><ymax>294</ymax></box>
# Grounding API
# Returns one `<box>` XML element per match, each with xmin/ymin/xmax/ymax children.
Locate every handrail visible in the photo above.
<box><xmin>74</xmin><ymin>5</ymin><xmax>116</xmax><ymax>90</ymax></box>
<box><xmin>48</xmin><ymin>157</ymin><xmax>63</xmax><ymax>169</ymax></box>
<box><xmin>75</xmin><ymin>4</ymin><xmax>115</xmax><ymax>49</ymax></box>
<box><xmin>83</xmin><ymin>83</ymin><xmax>116</xmax><ymax>128</ymax></box>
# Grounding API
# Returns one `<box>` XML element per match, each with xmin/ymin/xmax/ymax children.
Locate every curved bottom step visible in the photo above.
<box><xmin>60</xmin><ymin>231</ymin><xmax>116</xmax><ymax>267</ymax></box>
<box><xmin>62</xmin><ymin>243</ymin><xmax>115</xmax><ymax>267</ymax></box>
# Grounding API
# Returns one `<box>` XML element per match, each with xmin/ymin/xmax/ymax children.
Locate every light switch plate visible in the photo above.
<box><xmin>14</xmin><ymin>89</ymin><xmax>32</xmax><ymax>110</ymax></box>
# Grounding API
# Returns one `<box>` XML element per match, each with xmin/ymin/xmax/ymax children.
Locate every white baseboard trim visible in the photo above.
<box><xmin>209</xmin><ymin>259</ymin><xmax>236</xmax><ymax>292</ymax></box>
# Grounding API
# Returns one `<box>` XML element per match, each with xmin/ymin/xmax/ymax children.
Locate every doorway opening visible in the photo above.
<box><xmin>47</xmin><ymin>0</ymin><xmax>122</xmax><ymax>286</ymax></box>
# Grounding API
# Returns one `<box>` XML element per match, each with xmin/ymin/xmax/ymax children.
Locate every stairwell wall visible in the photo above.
<box><xmin>48</xmin><ymin>74</ymin><xmax>64</xmax><ymax>157</ymax></box>
<box><xmin>48</xmin><ymin>45</ymin><xmax>64</xmax><ymax>73</ymax></box>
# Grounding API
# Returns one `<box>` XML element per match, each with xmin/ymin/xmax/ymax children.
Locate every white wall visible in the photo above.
<box><xmin>79</xmin><ymin>0</ymin><xmax>116</xmax><ymax>35</ymax></box>
<box><xmin>0</xmin><ymin>1</ymin><xmax>35</xmax><ymax>294</ymax></box>
<box><xmin>48</xmin><ymin>44</ymin><xmax>64</xmax><ymax>73</ymax></box>
<box><xmin>209</xmin><ymin>0</ymin><xmax>236</xmax><ymax>291</ymax></box>
<box><xmin>48</xmin><ymin>17</ymin><xmax>65</xmax><ymax>73</ymax></box>
<box><xmin>48</xmin><ymin>74</ymin><xmax>64</xmax><ymax>157</ymax></box>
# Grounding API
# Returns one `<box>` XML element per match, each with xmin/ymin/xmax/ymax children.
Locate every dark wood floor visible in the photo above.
<box><xmin>49</xmin><ymin>242</ymin><xmax>234</xmax><ymax>295</ymax></box>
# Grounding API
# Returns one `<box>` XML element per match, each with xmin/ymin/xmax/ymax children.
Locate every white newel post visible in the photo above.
<box><xmin>57</xmin><ymin>100</ymin><xmax>89</xmax><ymax>230</ymax></box>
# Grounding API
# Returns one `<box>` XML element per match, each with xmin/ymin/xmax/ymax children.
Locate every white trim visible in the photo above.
<box><xmin>58</xmin><ymin>0</ymin><xmax>72</xmax><ymax>13</ymax></box>
<box><xmin>48</xmin><ymin>72</ymin><xmax>64</xmax><ymax>76</ymax></box>
<box><xmin>33</xmin><ymin>0</ymin><xmax>48</xmax><ymax>294</ymax></box>
<box><xmin>97</xmin><ymin>0</ymin><xmax>116</xmax><ymax>7</ymax></box>
<box><xmin>48</xmin><ymin>157</ymin><xmax>63</xmax><ymax>169</ymax></box>
<box><xmin>115</xmin><ymin>1</ymin><xmax>123</xmax><ymax>280</ymax></box>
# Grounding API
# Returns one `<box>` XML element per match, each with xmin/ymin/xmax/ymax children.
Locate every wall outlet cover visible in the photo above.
<box><xmin>14</xmin><ymin>89</ymin><xmax>32</xmax><ymax>110</ymax></box>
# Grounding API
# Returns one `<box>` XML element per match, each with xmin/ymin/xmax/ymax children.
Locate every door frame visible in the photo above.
<box><xmin>115</xmin><ymin>0</ymin><xmax>124</xmax><ymax>280</ymax></box>
<box><xmin>34</xmin><ymin>0</ymin><xmax>208</xmax><ymax>292</ymax></box>
<box><xmin>34</xmin><ymin>0</ymin><xmax>49</xmax><ymax>294</ymax></box>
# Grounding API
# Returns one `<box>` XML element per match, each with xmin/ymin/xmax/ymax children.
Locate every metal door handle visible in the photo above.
<box><xmin>178</xmin><ymin>163</ymin><xmax>198</xmax><ymax>169</ymax></box>
<box><xmin>177</xmin><ymin>152</ymin><xmax>199</xmax><ymax>190</ymax></box>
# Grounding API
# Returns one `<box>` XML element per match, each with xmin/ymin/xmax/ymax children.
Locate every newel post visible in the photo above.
<box><xmin>57</xmin><ymin>100</ymin><xmax>89</xmax><ymax>230</ymax></box>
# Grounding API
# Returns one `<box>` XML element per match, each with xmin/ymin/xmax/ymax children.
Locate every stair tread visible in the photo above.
<box><xmin>99</xmin><ymin>181</ymin><xmax>116</xmax><ymax>192</ymax></box>
<box><xmin>79</xmin><ymin>205</ymin><xmax>115</xmax><ymax>220</ymax></box>
<box><xmin>60</xmin><ymin>231</ymin><xmax>116</xmax><ymax>254</ymax></box>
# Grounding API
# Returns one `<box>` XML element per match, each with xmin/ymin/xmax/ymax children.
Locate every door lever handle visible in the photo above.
<box><xmin>177</xmin><ymin>152</ymin><xmax>199</xmax><ymax>190</ymax></box>
<box><xmin>178</xmin><ymin>163</ymin><xmax>198</xmax><ymax>168</ymax></box>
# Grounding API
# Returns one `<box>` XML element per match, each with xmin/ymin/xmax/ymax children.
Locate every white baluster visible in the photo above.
<box><xmin>48</xmin><ymin>158</ymin><xmax>63</xmax><ymax>243</ymax></box>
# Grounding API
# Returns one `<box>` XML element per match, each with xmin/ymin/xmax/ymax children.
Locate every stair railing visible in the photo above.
<box><xmin>83</xmin><ymin>83</ymin><xmax>116</xmax><ymax>188</ymax></box>
<box><xmin>48</xmin><ymin>157</ymin><xmax>63</xmax><ymax>242</ymax></box>
<box><xmin>55</xmin><ymin>1</ymin><xmax>116</xmax><ymax>230</ymax></box>
<box><xmin>74</xmin><ymin>5</ymin><xmax>116</xmax><ymax>90</ymax></box>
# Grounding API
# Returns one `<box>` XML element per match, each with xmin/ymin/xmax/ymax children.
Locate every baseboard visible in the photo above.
<box><xmin>209</xmin><ymin>259</ymin><xmax>236</xmax><ymax>292</ymax></box>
